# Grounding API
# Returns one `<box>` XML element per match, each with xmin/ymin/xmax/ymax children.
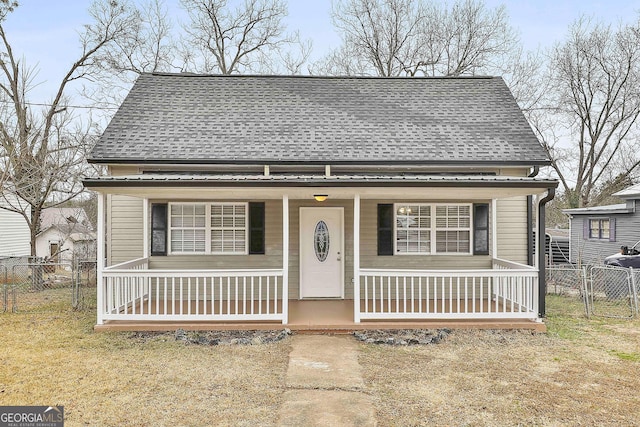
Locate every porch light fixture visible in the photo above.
<box><xmin>313</xmin><ymin>194</ymin><xmax>328</xmax><ymax>202</ymax></box>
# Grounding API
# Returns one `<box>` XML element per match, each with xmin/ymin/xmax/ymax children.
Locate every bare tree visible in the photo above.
<box><xmin>318</xmin><ymin>0</ymin><xmax>519</xmax><ymax>77</ymax></box>
<box><xmin>256</xmin><ymin>32</ymin><xmax>312</xmax><ymax>74</ymax></box>
<box><xmin>84</xmin><ymin>0</ymin><xmax>178</xmax><ymax>114</ymax></box>
<box><xmin>322</xmin><ymin>0</ymin><xmax>429</xmax><ymax>76</ymax></box>
<box><xmin>0</xmin><ymin>1</ymin><xmax>139</xmax><ymax>256</ymax></box>
<box><xmin>540</xmin><ymin>17</ymin><xmax>640</xmax><ymax>208</ymax></box>
<box><xmin>433</xmin><ymin>0</ymin><xmax>516</xmax><ymax>76</ymax></box>
<box><xmin>180</xmin><ymin>0</ymin><xmax>305</xmax><ymax>74</ymax></box>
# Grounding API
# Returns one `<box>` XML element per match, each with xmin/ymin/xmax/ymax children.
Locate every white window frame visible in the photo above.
<box><xmin>168</xmin><ymin>202</ymin><xmax>248</xmax><ymax>255</ymax></box>
<box><xmin>168</xmin><ymin>202</ymin><xmax>208</xmax><ymax>255</ymax></box>
<box><xmin>394</xmin><ymin>204</ymin><xmax>433</xmax><ymax>255</ymax></box>
<box><xmin>210</xmin><ymin>202</ymin><xmax>249</xmax><ymax>255</ymax></box>
<box><xmin>434</xmin><ymin>204</ymin><xmax>472</xmax><ymax>255</ymax></box>
<box><xmin>393</xmin><ymin>203</ymin><xmax>473</xmax><ymax>256</ymax></box>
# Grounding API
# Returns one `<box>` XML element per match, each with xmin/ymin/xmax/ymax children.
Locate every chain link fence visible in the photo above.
<box><xmin>0</xmin><ymin>257</ymin><xmax>96</xmax><ymax>313</ymax></box>
<box><xmin>547</xmin><ymin>264</ymin><xmax>639</xmax><ymax>319</ymax></box>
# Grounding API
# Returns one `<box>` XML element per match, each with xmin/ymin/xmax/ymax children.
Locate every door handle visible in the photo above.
<box><xmin>337</xmin><ymin>251</ymin><xmax>341</xmax><ymax>261</ymax></box>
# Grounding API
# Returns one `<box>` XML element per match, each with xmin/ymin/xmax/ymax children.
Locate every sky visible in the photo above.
<box><xmin>2</xmin><ymin>0</ymin><xmax>640</xmax><ymax>105</ymax></box>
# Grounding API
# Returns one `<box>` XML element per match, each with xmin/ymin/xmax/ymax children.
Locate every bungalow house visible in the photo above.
<box><xmin>564</xmin><ymin>183</ymin><xmax>640</xmax><ymax>265</ymax></box>
<box><xmin>83</xmin><ymin>73</ymin><xmax>557</xmax><ymax>331</ymax></box>
<box><xmin>35</xmin><ymin>207</ymin><xmax>96</xmax><ymax>264</ymax></box>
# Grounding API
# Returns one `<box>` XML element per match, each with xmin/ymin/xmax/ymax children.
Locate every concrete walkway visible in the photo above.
<box><xmin>277</xmin><ymin>335</ymin><xmax>377</xmax><ymax>427</ymax></box>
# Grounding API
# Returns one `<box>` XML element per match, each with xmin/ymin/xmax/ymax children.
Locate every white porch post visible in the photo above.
<box><xmin>282</xmin><ymin>195</ymin><xmax>289</xmax><ymax>324</ymax></box>
<box><xmin>96</xmin><ymin>192</ymin><xmax>105</xmax><ymax>325</ymax></box>
<box><xmin>534</xmin><ymin>195</ymin><xmax>540</xmax><ymax>269</ymax></box>
<box><xmin>353</xmin><ymin>194</ymin><xmax>361</xmax><ymax>323</ymax></box>
<box><xmin>491</xmin><ymin>198</ymin><xmax>498</xmax><ymax>258</ymax></box>
<box><xmin>142</xmin><ymin>198</ymin><xmax>149</xmax><ymax>258</ymax></box>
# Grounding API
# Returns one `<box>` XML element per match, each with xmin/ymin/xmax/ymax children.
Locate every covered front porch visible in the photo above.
<box><xmin>89</xmin><ymin>175</ymin><xmax>556</xmax><ymax>331</ymax></box>
<box><xmin>94</xmin><ymin>256</ymin><xmax>543</xmax><ymax>331</ymax></box>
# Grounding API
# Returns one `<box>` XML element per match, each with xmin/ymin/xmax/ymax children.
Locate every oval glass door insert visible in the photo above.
<box><xmin>314</xmin><ymin>220</ymin><xmax>330</xmax><ymax>262</ymax></box>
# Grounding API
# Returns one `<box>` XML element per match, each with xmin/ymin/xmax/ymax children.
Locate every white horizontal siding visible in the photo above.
<box><xmin>496</xmin><ymin>197</ymin><xmax>528</xmax><ymax>264</ymax></box>
<box><xmin>0</xmin><ymin>206</ymin><xmax>30</xmax><ymax>257</ymax></box>
<box><xmin>108</xmin><ymin>195</ymin><xmax>144</xmax><ymax>265</ymax></box>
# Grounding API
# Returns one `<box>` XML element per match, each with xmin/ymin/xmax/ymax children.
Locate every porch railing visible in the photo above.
<box><xmin>100</xmin><ymin>258</ymin><xmax>285</xmax><ymax>322</ymax></box>
<box><xmin>356</xmin><ymin>258</ymin><xmax>538</xmax><ymax>321</ymax></box>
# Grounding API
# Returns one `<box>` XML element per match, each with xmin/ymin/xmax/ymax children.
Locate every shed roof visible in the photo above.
<box><xmin>90</xmin><ymin>73</ymin><xmax>549</xmax><ymax>166</ymax></box>
<box><xmin>563</xmin><ymin>203</ymin><xmax>632</xmax><ymax>215</ymax></box>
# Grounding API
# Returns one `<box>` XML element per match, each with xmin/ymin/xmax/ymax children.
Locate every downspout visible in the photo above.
<box><xmin>527</xmin><ymin>166</ymin><xmax>539</xmax><ymax>266</ymax></box>
<box><xmin>537</xmin><ymin>186</ymin><xmax>555</xmax><ymax>318</ymax></box>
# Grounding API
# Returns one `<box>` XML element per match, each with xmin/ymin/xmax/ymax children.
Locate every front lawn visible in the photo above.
<box><xmin>359</xmin><ymin>295</ymin><xmax>640</xmax><ymax>426</ymax></box>
<box><xmin>2</xmin><ymin>295</ymin><xmax>639</xmax><ymax>426</ymax></box>
<box><xmin>0</xmin><ymin>307</ymin><xmax>290</xmax><ymax>426</ymax></box>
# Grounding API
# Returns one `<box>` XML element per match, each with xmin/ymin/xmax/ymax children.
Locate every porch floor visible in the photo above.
<box><xmin>94</xmin><ymin>299</ymin><xmax>546</xmax><ymax>332</ymax></box>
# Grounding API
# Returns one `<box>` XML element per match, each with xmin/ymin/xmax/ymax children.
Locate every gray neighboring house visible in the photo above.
<box><xmin>564</xmin><ymin>183</ymin><xmax>640</xmax><ymax>265</ymax></box>
<box><xmin>84</xmin><ymin>73</ymin><xmax>558</xmax><ymax>331</ymax></box>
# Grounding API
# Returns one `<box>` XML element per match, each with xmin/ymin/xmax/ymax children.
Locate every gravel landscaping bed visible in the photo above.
<box><xmin>128</xmin><ymin>328</ymin><xmax>293</xmax><ymax>345</ymax></box>
<box><xmin>353</xmin><ymin>329</ymin><xmax>451</xmax><ymax>345</ymax></box>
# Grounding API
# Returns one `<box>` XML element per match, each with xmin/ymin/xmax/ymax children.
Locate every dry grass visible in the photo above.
<box><xmin>359</xmin><ymin>295</ymin><xmax>640</xmax><ymax>426</ymax></box>
<box><xmin>0</xmin><ymin>305</ymin><xmax>290</xmax><ymax>426</ymax></box>
<box><xmin>2</xmin><ymin>295</ymin><xmax>640</xmax><ymax>426</ymax></box>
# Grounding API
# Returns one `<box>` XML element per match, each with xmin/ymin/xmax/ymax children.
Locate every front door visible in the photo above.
<box><xmin>299</xmin><ymin>207</ymin><xmax>344</xmax><ymax>298</ymax></box>
<box><xmin>49</xmin><ymin>242</ymin><xmax>59</xmax><ymax>263</ymax></box>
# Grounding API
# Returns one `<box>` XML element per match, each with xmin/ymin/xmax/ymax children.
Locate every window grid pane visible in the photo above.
<box><xmin>435</xmin><ymin>204</ymin><xmax>471</xmax><ymax>254</ymax></box>
<box><xmin>170</xmin><ymin>204</ymin><xmax>207</xmax><ymax>253</ymax></box>
<box><xmin>600</xmin><ymin>219</ymin><xmax>610</xmax><ymax>239</ymax></box>
<box><xmin>590</xmin><ymin>219</ymin><xmax>610</xmax><ymax>239</ymax></box>
<box><xmin>396</xmin><ymin>205</ymin><xmax>431</xmax><ymax>254</ymax></box>
<box><xmin>211</xmin><ymin>203</ymin><xmax>246</xmax><ymax>253</ymax></box>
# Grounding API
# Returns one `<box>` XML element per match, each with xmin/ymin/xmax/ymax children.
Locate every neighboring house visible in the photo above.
<box><xmin>564</xmin><ymin>183</ymin><xmax>640</xmax><ymax>265</ymax></box>
<box><xmin>40</xmin><ymin>207</ymin><xmax>93</xmax><ymax>231</ymax></box>
<box><xmin>0</xmin><ymin>194</ymin><xmax>30</xmax><ymax>258</ymax></box>
<box><xmin>84</xmin><ymin>73</ymin><xmax>557</xmax><ymax>331</ymax></box>
<box><xmin>35</xmin><ymin>208</ymin><xmax>96</xmax><ymax>264</ymax></box>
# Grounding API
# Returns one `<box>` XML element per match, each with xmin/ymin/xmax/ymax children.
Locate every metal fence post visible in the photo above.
<box><xmin>1</xmin><ymin>265</ymin><xmax>6</xmax><ymax>313</ymax></box>
<box><xmin>630</xmin><ymin>267</ymin><xmax>638</xmax><ymax>317</ymax></box>
<box><xmin>581</xmin><ymin>265</ymin><xmax>589</xmax><ymax>318</ymax></box>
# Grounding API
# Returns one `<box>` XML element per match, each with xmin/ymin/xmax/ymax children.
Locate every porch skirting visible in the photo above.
<box><xmin>94</xmin><ymin>299</ymin><xmax>546</xmax><ymax>332</ymax></box>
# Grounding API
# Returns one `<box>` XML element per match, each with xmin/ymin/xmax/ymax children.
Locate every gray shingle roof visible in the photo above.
<box><xmin>89</xmin><ymin>73</ymin><xmax>550</xmax><ymax>165</ymax></box>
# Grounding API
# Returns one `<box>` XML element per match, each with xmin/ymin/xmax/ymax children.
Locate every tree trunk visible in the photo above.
<box><xmin>29</xmin><ymin>205</ymin><xmax>43</xmax><ymax>290</ymax></box>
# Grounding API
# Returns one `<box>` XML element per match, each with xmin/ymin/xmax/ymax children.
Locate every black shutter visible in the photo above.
<box><xmin>473</xmin><ymin>203</ymin><xmax>489</xmax><ymax>255</ymax></box>
<box><xmin>249</xmin><ymin>202</ymin><xmax>265</xmax><ymax>254</ymax></box>
<box><xmin>151</xmin><ymin>203</ymin><xmax>168</xmax><ymax>256</ymax></box>
<box><xmin>378</xmin><ymin>204</ymin><xmax>394</xmax><ymax>256</ymax></box>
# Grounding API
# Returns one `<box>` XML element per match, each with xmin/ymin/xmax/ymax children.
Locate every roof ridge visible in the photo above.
<box><xmin>145</xmin><ymin>72</ymin><xmax>496</xmax><ymax>80</ymax></box>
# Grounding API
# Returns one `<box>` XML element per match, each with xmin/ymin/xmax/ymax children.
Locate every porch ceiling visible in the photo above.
<box><xmin>84</xmin><ymin>174</ymin><xmax>557</xmax><ymax>200</ymax></box>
